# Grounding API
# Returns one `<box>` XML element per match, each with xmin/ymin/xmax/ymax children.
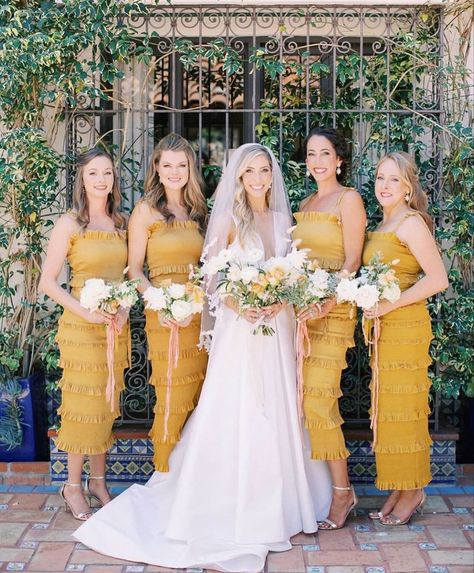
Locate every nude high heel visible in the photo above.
<box><xmin>318</xmin><ymin>485</ymin><xmax>358</xmax><ymax>530</ymax></box>
<box><xmin>59</xmin><ymin>483</ymin><xmax>93</xmax><ymax>521</ymax></box>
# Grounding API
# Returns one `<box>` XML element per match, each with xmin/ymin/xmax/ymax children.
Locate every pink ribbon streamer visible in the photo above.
<box><xmin>105</xmin><ymin>322</ymin><xmax>120</xmax><ymax>413</ymax></box>
<box><xmin>363</xmin><ymin>314</ymin><xmax>381</xmax><ymax>450</ymax></box>
<box><xmin>296</xmin><ymin>319</ymin><xmax>311</xmax><ymax>433</ymax></box>
<box><xmin>164</xmin><ymin>323</ymin><xmax>180</xmax><ymax>441</ymax></box>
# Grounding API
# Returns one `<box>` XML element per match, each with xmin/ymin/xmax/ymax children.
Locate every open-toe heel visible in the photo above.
<box><xmin>59</xmin><ymin>483</ymin><xmax>93</xmax><ymax>521</ymax></box>
<box><xmin>318</xmin><ymin>485</ymin><xmax>358</xmax><ymax>531</ymax></box>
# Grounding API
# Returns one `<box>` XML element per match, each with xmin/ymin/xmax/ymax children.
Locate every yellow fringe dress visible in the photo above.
<box><xmin>145</xmin><ymin>220</ymin><xmax>208</xmax><ymax>471</ymax></box>
<box><xmin>56</xmin><ymin>230</ymin><xmax>129</xmax><ymax>455</ymax></box>
<box><xmin>293</xmin><ymin>209</ymin><xmax>356</xmax><ymax>461</ymax></box>
<box><xmin>363</xmin><ymin>223</ymin><xmax>433</xmax><ymax>490</ymax></box>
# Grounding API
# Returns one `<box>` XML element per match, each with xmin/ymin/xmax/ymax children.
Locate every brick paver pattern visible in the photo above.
<box><xmin>0</xmin><ymin>481</ymin><xmax>472</xmax><ymax>573</ymax></box>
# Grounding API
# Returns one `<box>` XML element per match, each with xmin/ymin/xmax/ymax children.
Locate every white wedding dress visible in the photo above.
<box><xmin>74</xmin><ymin>226</ymin><xmax>332</xmax><ymax>572</ymax></box>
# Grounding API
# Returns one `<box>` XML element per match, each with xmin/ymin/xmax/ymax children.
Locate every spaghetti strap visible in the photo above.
<box><xmin>335</xmin><ymin>188</ymin><xmax>348</xmax><ymax>208</ymax></box>
<box><xmin>393</xmin><ymin>211</ymin><xmax>419</xmax><ymax>232</ymax></box>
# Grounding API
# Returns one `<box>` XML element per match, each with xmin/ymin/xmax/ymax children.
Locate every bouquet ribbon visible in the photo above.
<box><xmin>296</xmin><ymin>319</ymin><xmax>311</xmax><ymax>434</ymax></box>
<box><xmin>105</xmin><ymin>321</ymin><xmax>120</xmax><ymax>413</ymax></box>
<box><xmin>362</xmin><ymin>313</ymin><xmax>381</xmax><ymax>450</ymax></box>
<box><xmin>164</xmin><ymin>323</ymin><xmax>180</xmax><ymax>441</ymax></box>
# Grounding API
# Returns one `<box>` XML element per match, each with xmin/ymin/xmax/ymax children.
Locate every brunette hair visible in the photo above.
<box><xmin>305</xmin><ymin>126</ymin><xmax>350</xmax><ymax>182</ymax></box>
<box><xmin>233</xmin><ymin>144</ymin><xmax>273</xmax><ymax>246</ymax></box>
<box><xmin>72</xmin><ymin>147</ymin><xmax>126</xmax><ymax>230</ymax></box>
<box><xmin>143</xmin><ymin>133</ymin><xmax>207</xmax><ymax>235</ymax></box>
<box><xmin>376</xmin><ymin>151</ymin><xmax>433</xmax><ymax>232</ymax></box>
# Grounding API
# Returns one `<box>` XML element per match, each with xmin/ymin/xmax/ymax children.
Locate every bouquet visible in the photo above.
<box><xmin>80</xmin><ymin>274</ymin><xmax>139</xmax><ymax>410</ymax></box>
<box><xmin>142</xmin><ymin>276</ymin><xmax>206</xmax><ymax>440</ymax></box>
<box><xmin>356</xmin><ymin>252</ymin><xmax>401</xmax><ymax>449</ymax></box>
<box><xmin>203</xmin><ymin>247</ymin><xmax>305</xmax><ymax>336</ymax></box>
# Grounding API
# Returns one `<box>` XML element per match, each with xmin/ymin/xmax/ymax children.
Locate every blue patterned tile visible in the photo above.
<box><xmin>360</xmin><ymin>543</ymin><xmax>378</xmax><ymax>551</ymax></box>
<box><xmin>366</xmin><ymin>568</ymin><xmax>385</xmax><ymax>573</ymax></box>
<box><xmin>125</xmin><ymin>567</ymin><xmax>144</xmax><ymax>573</ymax></box>
<box><xmin>408</xmin><ymin>524</ymin><xmax>425</xmax><ymax>531</ymax></box>
<box><xmin>31</xmin><ymin>523</ymin><xmax>49</xmax><ymax>529</ymax></box>
<box><xmin>354</xmin><ymin>524</ymin><xmax>371</xmax><ymax>532</ymax></box>
<box><xmin>6</xmin><ymin>563</ymin><xmax>25</xmax><ymax>571</ymax></box>
<box><xmin>307</xmin><ymin>568</ymin><xmax>325</xmax><ymax>573</ymax></box>
<box><xmin>303</xmin><ymin>544</ymin><xmax>320</xmax><ymax>551</ymax></box>
<box><xmin>0</xmin><ymin>504</ymin><xmax>8</xmax><ymax>510</ymax></box>
<box><xmin>462</xmin><ymin>524</ymin><xmax>474</xmax><ymax>530</ymax></box>
<box><xmin>452</xmin><ymin>507</ymin><xmax>469</xmax><ymax>514</ymax></box>
<box><xmin>66</xmin><ymin>566</ymin><xmax>85</xmax><ymax>572</ymax></box>
<box><xmin>429</xmin><ymin>567</ymin><xmax>448</xmax><ymax>573</ymax></box>
<box><xmin>419</xmin><ymin>543</ymin><xmax>437</xmax><ymax>550</ymax></box>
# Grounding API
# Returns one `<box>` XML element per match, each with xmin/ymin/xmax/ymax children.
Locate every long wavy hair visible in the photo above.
<box><xmin>71</xmin><ymin>148</ymin><xmax>126</xmax><ymax>231</ymax></box>
<box><xmin>143</xmin><ymin>133</ymin><xmax>207</xmax><ymax>235</ymax></box>
<box><xmin>376</xmin><ymin>151</ymin><xmax>433</xmax><ymax>232</ymax></box>
<box><xmin>233</xmin><ymin>144</ymin><xmax>273</xmax><ymax>246</ymax></box>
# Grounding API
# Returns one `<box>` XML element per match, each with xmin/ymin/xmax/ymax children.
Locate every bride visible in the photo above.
<box><xmin>74</xmin><ymin>143</ymin><xmax>332</xmax><ymax>572</ymax></box>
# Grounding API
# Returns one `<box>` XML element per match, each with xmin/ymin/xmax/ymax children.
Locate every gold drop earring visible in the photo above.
<box><xmin>405</xmin><ymin>192</ymin><xmax>411</xmax><ymax>203</ymax></box>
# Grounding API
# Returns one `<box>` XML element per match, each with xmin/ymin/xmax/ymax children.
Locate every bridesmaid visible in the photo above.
<box><xmin>39</xmin><ymin>148</ymin><xmax>129</xmax><ymax>520</ymax></box>
<box><xmin>293</xmin><ymin>127</ymin><xmax>366</xmax><ymax>530</ymax></box>
<box><xmin>363</xmin><ymin>152</ymin><xmax>448</xmax><ymax>525</ymax></box>
<box><xmin>128</xmin><ymin>133</ymin><xmax>208</xmax><ymax>472</ymax></box>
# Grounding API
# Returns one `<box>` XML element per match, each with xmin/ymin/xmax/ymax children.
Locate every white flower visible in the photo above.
<box><xmin>80</xmin><ymin>278</ymin><xmax>112</xmax><ymax>311</ymax></box>
<box><xmin>114</xmin><ymin>282</ymin><xmax>138</xmax><ymax>309</ymax></box>
<box><xmin>355</xmin><ymin>284</ymin><xmax>380</xmax><ymax>310</ymax></box>
<box><xmin>227</xmin><ymin>264</ymin><xmax>242</xmax><ymax>282</ymax></box>
<box><xmin>240</xmin><ymin>266</ymin><xmax>259</xmax><ymax>284</ymax></box>
<box><xmin>286</xmin><ymin>248</ymin><xmax>309</xmax><ymax>270</ymax></box>
<box><xmin>168</xmin><ymin>283</ymin><xmax>186</xmax><ymax>299</ymax></box>
<box><xmin>170</xmin><ymin>299</ymin><xmax>193</xmax><ymax>322</ymax></box>
<box><xmin>143</xmin><ymin>286</ymin><xmax>168</xmax><ymax>311</ymax></box>
<box><xmin>245</xmin><ymin>248</ymin><xmax>264</xmax><ymax>264</ymax></box>
<box><xmin>310</xmin><ymin>268</ymin><xmax>330</xmax><ymax>291</ymax></box>
<box><xmin>191</xmin><ymin>301</ymin><xmax>204</xmax><ymax>314</ymax></box>
<box><xmin>382</xmin><ymin>283</ymin><xmax>401</xmax><ymax>303</ymax></box>
<box><xmin>204</xmin><ymin>251</ymin><xmax>231</xmax><ymax>275</ymax></box>
<box><xmin>336</xmin><ymin>277</ymin><xmax>360</xmax><ymax>303</ymax></box>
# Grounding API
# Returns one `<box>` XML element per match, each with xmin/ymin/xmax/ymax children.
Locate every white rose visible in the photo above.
<box><xmin>170</xmin><ymin>299</ymin><xmax>193</xmax><ymax>322</ymax></box>
<box><xmin>168</xmin><ymin>283</ymin><xmax>186</xmax><ymax>299</ymax></box>
<box><xmin>336</xmin><ymin>277</ymin><xmax>360</xmax><ymax>303</ymax></box>
<box><xmin>191</xmin><ymin>301</ymin><xmax>204</xmax><ymax>314</ymax></box>
<box><xmin>227</xmin><ymin>264</ymin><xmax>242</xmax><ymax>282</ymax></box>
<box><xmin>310</xmin><ymin>268</ymin><xmax>330</xmax><ymax>291</ymax></box>
<box><xmin>355</xmin><ymin>284</ymin><xmax>380</xmax><ymax>310</ymax></box>
<box><xmin>245</xmin><ymin>248</ymin><xmax>264</xmax><ymax>264</ymax></box>
<box><xmin>80</xmin><ymin>278</ymin><xmax>112</xmax><ymax>311</ymax></box>
<box><xmin>143</xmin><ymin>286</ymin><xmax>168</xmax><ymax>311</ymax></box>
<box><xmin>240</xmin><ymin>266</ymin><xmax>259</xmax><ymax>284</ymax></box>
<box><xmin>382</xmin><ymin>283</ymin><xmax>401</xmax><ymax>303</ymax></box>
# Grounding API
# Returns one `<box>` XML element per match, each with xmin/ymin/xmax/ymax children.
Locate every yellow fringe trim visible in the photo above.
<box><xmin>310</xmin><ymin>448</ymin><xmax>350</xmax><ymax>461</ymax></box>
<box><xmin>149</xmin><ymin>371</ymin><xmax>205</xmax><ymax>388</ymax></box>
<box><xmin>59</xmin><ymin>358</ymin><xmax>129</xmax><ymax>371</ymax></box>
<box><xmin>375</xmin><ymin>382</ymin><xmax>432</xmax><ymax>394</ymax></box>
<box><xmin>149</xmin><ymin>264</ymin><xmax>191</xmax><ymax>279</ymax></box>
<box><xmin>149</xmin><ymin>346</ymin><xmax>204</xmax><ymax>360</ymax></box>
<box><xmin>58</xmin><ymin>407</ymin><xmax>120</xmax><ymax>424</ymax></box>
<box><xmin>304</xmin><ymin>416</ymin><xmax>344</xmax><ymax>430</ymax></box>
<box><xmin>153</xmin><ymin>398</ymin><xmax>197</xmax><ymax>415</ymax></box>
<box><xmin>308</xmin><ymin>333</ymin><xmax>355</xmax><ymax>347</ymax></box>
<box><xmin>370</xmin><ymin>408</ymin><xmax>431</xmax><ymax>422</ymax></box>
<box><xmin>374</xmin><ymin>437</ymin><xmax>432</xmax><ymax>454</ymax></box>
<box><xmin>55</xmin><ymin>434</ymin><xmax>115</xmax><ymax>455</ymax></box>
<box><xmin>375</xmin><ymin>477</ymin><xmax>432</xmax><ymax>491</ymax></box>
<box><xmin>58</xmin><ymin>321</ymin><xmax>104</xmax><ymax>333</ymax></box>
<box><xmin>149</xmin><ymin>428</ymin><xmax>181</xmax><ymax>444</ymax></box>
<box><xmin>377</xmin><ymin>357</ymin><xmax>432</xmax><ymax>371</ymax></box>
<box><xmin>305</xmin><ymin>356</ymin><xmax>347</xmax><ymax>370</ymax></box>
<box><xmin>379</xmin><ymin>336</ymin><xmax>433</xmax><ymax>345</ymax></box>
<box><xmin>154</xmin><ymin>462</ymin><xmax>170</xmax><ymax>472</ymax></box>
<box><xmin>59</xmin><ymin>380</ymin><xmax>125</xmax><ymax>396</ymax></box>
<box><xmin>304</xmin><ymin>386</ymin><xmax>343</xmax><ymax>398</ymax></box>
<box><xmin>148</xmin><ymin>219</ymin><xmax>198</xmax><ymax>236</ymax></box>
<box><xmin>380</xmin><ymin>318</ymin><xmax>431</xmax><ymax>328</ymax></box>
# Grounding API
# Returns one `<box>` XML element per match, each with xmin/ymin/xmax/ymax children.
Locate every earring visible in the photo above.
<box><xmin>405</xmin><ymin>192</ymin><xmax>410</xmax><ymax>203</ymax></box>
<box><xmin>336</xmin><ymin>165</ymin><xmax>342</xmax><ymax>176</ymax></box>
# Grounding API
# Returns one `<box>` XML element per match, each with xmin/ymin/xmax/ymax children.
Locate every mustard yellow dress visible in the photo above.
<box><xmin>146</xmin><ymin>220</ymin><xmax>208</xmax><ymax>471</ymax></box>
<box><xmin>363</xmin><ymin>217</ymin><xmax>432</xmax><ymax>490</ymax></box>
<box><xmin>293</xmin><ymin>199</ymin><xmax>356</xmax><ymax>461</ymax></box>
<box><xmin>56</xmin><ymin>230</ymin><xmax>129</xmax><ymax>455</ymax></box>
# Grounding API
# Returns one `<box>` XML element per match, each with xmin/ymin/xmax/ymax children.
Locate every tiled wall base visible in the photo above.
<box><xmin>347</xmin><ymin>439</ymin><xmax>456</xmax><ymax>484</ymax></box>
<box><xmin>49</xmin><ymin>437</ymin><xmax>457</xmax><ymax>484</ymax></box>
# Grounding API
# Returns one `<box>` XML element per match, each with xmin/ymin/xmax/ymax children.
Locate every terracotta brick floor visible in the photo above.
<box><xmin>0</xmin><ymin>480</ymin><xmax>472</xmax><ymax>573</ymax></box>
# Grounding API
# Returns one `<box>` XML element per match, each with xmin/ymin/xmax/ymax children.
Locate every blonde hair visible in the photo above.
<box><xmin>72</xmin><ymin>148</ymin><xmax>126</xmax><ymax>231</ymax></box>
<box><xmin>376</xmin><ymin>151</ymin><xmax>433</xmax><ymax>232</ymax></box>
<box><xmin>143</xmin><ymin>133</ymin><xmax>207</xmax><ymax>235</ymax></box>
<box><xmin>233</xmin><ymin>144</ymin><xmax>273</xmax><ymax>246</ymax></box>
